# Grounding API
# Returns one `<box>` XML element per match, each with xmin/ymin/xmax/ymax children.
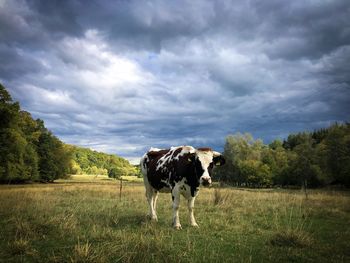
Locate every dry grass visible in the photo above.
<box><xmin>270</xmin><ymin>229</ymin><xmax>313</xmax><ymax>248</ymax></box>
<box><xmin>212</xmin><ymin>188</ymin><xmax>231</xmax><ymax>206</ymax></box>
<box><xmin>70</xmin><ymin>240</ymin><xmax>98</xmax><ymax>263</ymax></box>
<box><xmin>9</xmin><ymin>238</ymin><xmax>34</xmax><ymax>256</ymax></box>
<box><xmin>0</xmin><ymin>177</ymin><xmax>349</xmax><ymax>262</ymax></box>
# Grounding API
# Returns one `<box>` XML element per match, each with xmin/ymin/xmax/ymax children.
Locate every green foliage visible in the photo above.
<box><xmin>0</xmin><ymin>84</ymin><xmax>39</xmax><ymax>182</ymax></box>
<box><xmin>0</xmin><ymin>128</ymin><xmax>39</xmax><ymax>182</ymax></box>
<box><xmin>0</xmin><ymin>84</ymin><xmax>71</xmax><ymax>183</ymax></box>
<box><xmin>69</xmin><ymin>160</ymin><xmax>82</xmax><ymax>175</ymax></box>
<box><xmin>70</xmin><ymin>145</ymin><xmax>136</xmax><ymax>177</ymax></box>
<box><xmin>216</xmin><ymin>123</ymin><xmax>350</xmax><ymax>188</ymax></box>
<box><xmin>108</xmin><ymin>167</ymin><xmax>123</xmax><ymax>179</ymax></box>
<box><xmin>239</xmin><ymin>160</ymin><xmax>272</xmax><ymax>187</ymax></box>
<box><xmin>37</xmin><ymin>129</ymin><xmax>72</xmax><ymax>182</ymax></box>
<box><xmin>323</xmin><ymin>124</ymin><xmax>350</xmax><ymax>186</ymax></box>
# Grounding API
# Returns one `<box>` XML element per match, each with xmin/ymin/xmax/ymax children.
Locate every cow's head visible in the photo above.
<box><xmin>188</xmin><ymin>148</ymin><xmax>225</xmax><ymax>187</ymax></box>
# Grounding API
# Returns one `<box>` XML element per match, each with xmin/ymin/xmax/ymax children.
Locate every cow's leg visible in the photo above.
<box><xmin>146</xmin><ymin>189</ymin><xmax>158</xmax><ymax>221</ymax></box>
<box><xmin>172</xmin><ymin>186</ymin><xmax>181</xmax><ymax>229</ymax></box>
<box><xmin>187</xmin><ymin>197</ymin><xmax>198</xmax><ymax>227</ymax></box>
<box><xmin>144</xmin><ymin>175</ymin><xmax>157</xmax><ymax>221</ymax></box>
<box><xmin>152</xmin><ymin>191</ymin><xmax>159</xmax><ymax>221</ymax></box>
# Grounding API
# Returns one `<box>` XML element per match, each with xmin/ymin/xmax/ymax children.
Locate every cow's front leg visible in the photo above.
<box><xmin>172</xmin><ymin>187</ymin><xmax>181</xmax><ymax>230</ymax></box>
<box><xmin>187</xmin><ymin>197</ymin><xmax>198</xmax><ymax>227</ymax></box>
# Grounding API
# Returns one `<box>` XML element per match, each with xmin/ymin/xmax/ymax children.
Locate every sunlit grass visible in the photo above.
<box><xmin>0</xmin><ymin>178</ymin><xmax>349</xmax><ymax>262</ymax></box>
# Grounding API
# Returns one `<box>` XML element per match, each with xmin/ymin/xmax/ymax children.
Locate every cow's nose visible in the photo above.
<box><xmin>201</xmin><ymin>178</ymin><xmax>211</xmax><ymax>186</ymax></box>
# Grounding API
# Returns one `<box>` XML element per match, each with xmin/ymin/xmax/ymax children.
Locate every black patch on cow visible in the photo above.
<box><xmin>183</xmin><ymin>156</ymin><xmax>203</xmax><ymax>197</ymax></box>
<box><xmin>148</xmin><ymin>149</ymin><xmax>169</xmax><ymax>158</ymax></box>
<box><xmin>145</xmin><ymin>149</ymin><xmax>171</xmax><ymax>190</ymax></box>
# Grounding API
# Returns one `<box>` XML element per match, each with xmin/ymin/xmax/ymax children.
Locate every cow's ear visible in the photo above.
<box><xmin>213</xmin><ymin>152</ymin><xmax>225</xmax><ymax>166</ymax></box>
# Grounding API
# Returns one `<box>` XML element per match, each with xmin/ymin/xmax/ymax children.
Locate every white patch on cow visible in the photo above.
<box><xmin>196</xmin><ymin>150</ymin><xmax>214</xmax><ymax>184</ymax></box>
<box><xmin>149</xmin><ymin>147</ymin><xmax>162</xmax><ymax>152</ymax></box>
<box><xmin>154</xmin><ymin>146</ymin><xmax>197</xmax><ymax>171</ymax></box>
<box><xmin>179</xmin><ymin>180</ymin><xmax>193</xmax><ymax>199</ymax></box>
<box><xmin>174</xmin><ymin>145</ymin><xmax>196</xmax><ymax>160</ymax></box>
<box><xmin>140</xmin><ymin>153</ymin><xmax>149</xmax><ymax>173</ymax></box>
<box><xmin>212</xmin><ymin>151</ymin><xmax>221</xmax><ymax>157</ymax></box>
<box><xmin>156</xmin><ymin>146</ymin><xmax>179</xmax><ymax>171</ymax></box>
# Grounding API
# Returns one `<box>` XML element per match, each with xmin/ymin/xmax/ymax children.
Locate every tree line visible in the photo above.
<box><xmin>68</xmin><ymin>145</ymin><xmax>139</xmax><ymax>179</ymax></box>
<box><xmin>0</xmin><ymin>84</ymin><xmax>135</xmax><ymax>183</ymax></box>
<box><xmin>215</xmin><ymin>123</ymin><xmax>350</xmax><ymax>188</ymax></box>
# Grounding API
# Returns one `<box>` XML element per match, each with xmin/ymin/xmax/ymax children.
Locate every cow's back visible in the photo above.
<box><xmin>141</xmin><ymin>148</ymin><xmax>171</xmax><ymax>190</ymax></box>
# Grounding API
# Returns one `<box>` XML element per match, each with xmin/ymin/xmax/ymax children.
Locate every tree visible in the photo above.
<box><xmin>69</xmin><ymin>160</ymin><xmax>82</xmax><ymax>174</ymax></box>
<box><xmin>0</xmin><ymin>84</ymin><xmax>38</xmax><ymax>182</ymax></box>
<box><xmin>108</xmin><ymin>167</ymin><xmax>125</xmax><ymax>179</ymax></box>
<box><xmin>215</xmin><ymin>133</ymin><xmax>269</xmax><ymax>186</ymax></box>
<box><xmin>37</xmin><ymin>127</ymin><xmax>71</xmax><ymax>182</ymax></box>
<box><xmin>239</xmin><ymin>159</ymin><xmax>272</xmax><ymax>187</ymax></box>
<box><xmin>323</xmin><ymin>124</ymin><xmax>350</xmax><ymax>186</ymax></box>
<box><xmin>290</xmin><ymin>138</ymin><xmax>324</xmax><ymax>189</ymax></box>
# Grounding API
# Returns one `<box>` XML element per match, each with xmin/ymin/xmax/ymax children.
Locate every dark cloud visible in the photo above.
<box><xmin>0</xmin><ymin>0</ymin><xmax>349</xmax><ymax>162</ymax></box>
<box><xmin>0</xmin><ymin>44</ymin><xmax>43</xmax><ymax>79</ymax></box>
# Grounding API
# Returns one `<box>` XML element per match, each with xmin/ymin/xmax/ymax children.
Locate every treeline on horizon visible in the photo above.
<box><xmin>0</xmin><ymin>84</ymin><xmax>135</xmax><ymax>183</ymax></box>
<box><xmin>69</xmin><ymin>145</ymin><xmax>139</xmax><ymax>178</ymax></box>
<box><xmin>215</xmin><ymin>123</ymin><xmax>350</xmax><ymax>188</ymax></box>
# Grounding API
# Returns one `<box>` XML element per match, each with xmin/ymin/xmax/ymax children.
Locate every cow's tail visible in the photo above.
<box><xmin>140</xmin><ymin>153</ymin><xmax>148</xmax><ymax>178</ymax></box>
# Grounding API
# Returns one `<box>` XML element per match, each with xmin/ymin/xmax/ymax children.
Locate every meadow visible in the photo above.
<box><xmin>0</xmin><ymin>175</ymin><xmax>349</xmax><ymax>262</ymax></box>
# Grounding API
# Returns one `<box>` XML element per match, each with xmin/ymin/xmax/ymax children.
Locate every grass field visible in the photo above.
<box><xmin>0</xmin><ymin>175</ymin><xmax>349</xmax><ymax>262</ymax></box>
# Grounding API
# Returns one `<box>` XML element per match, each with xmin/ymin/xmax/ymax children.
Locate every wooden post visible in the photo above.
<box><xmin>119</xmin><ymin>177</ymin><xmax>123</xmax><ymax>200</ymax></box>
<box><xmin>302</xmin><ymin>179</ymin><xmax>308</xmax><ymax>199</ymax></box>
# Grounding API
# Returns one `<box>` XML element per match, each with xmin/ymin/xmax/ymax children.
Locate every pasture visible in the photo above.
<box><xmin>0</xmin><ymin>176</ymin><xmax>349</xmax><ymax>262</ymax></box>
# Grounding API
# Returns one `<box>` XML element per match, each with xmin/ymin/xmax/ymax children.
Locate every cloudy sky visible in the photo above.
<box><xmin>1</xmin><ymin>0</ymin><xmax>349</xmax><ymax>163</ymax></box>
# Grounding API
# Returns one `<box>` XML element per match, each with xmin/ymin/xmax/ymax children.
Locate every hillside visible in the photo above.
<box><xmin>68</xmin><ymin>145</ymin><xmax>138</xmax><ymax>177</ymax></box>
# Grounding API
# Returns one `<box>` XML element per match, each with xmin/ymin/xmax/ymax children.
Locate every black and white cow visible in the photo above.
<box><xmin>140</xmin><ymin>146</ymin><xmax>225</xmax><ymax>229</ymax></box>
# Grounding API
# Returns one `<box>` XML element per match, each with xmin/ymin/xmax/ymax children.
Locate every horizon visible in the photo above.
<box><xmin>1</xmin><ymin>0</ymin><xmax>349</xmax><ymax>162</ymax></box>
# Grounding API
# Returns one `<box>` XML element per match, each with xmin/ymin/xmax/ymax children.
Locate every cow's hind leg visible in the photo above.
<box><xmin>172</xmin><ymin>187</ymin><xmax>182</xmax><ymax>229</ymax></box>
<box><xmin>143</xmin><ymin>175</ymin><xmax>158</xmax><ymax>221</ymax></box>
<box><xmin>187</xmin><ymin>197</ymin><xmax>198</xmax><ymax>227</ymax></box>
<box><xmin>145</xmin><ymin>188</ymin><xmax>158</xmax><ymax>221</ymax></box>
<box><xmin>152</xmin><ymin>191</ymin><xmax>159</xmax><ymax>220</ymax></box>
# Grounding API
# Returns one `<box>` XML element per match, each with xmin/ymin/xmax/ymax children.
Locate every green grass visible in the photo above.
<box><xmin>0</xmin><ymin>176</ymin><xmax>349</xmax><ymax>262</ymax></box>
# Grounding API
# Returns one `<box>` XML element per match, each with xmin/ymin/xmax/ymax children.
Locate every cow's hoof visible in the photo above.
<box><xmin>147</xmin><ymin>215</ymin><xmax>158</xmax><ymax>222</ymax></box>
<box><xmin>173</xmin><ymin>224</ymin><xmax>182</xmax><ymax>230</ymax></box>
<box><xmin>191</xmin><ymin>223</ymin><xmax>199</xmax><ymax>228</ymax></box>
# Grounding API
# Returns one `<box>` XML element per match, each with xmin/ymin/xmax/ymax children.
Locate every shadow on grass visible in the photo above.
<box><xmin>109</xmin><ymin>213</ymin><xmax>148</xmax><ymax>229</ymax></box>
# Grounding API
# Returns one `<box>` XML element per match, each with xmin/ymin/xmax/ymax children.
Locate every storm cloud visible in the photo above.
<box><xmin>1</xmin><ymin>0</ymin><xmax>349</xmax><ymax>162</ymax></box>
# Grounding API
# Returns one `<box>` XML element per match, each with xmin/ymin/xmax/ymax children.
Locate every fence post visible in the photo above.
<box><xmin>119</xmin><ymin>177</ymin><xmax>123</xmax><ymax>200</ymax></box>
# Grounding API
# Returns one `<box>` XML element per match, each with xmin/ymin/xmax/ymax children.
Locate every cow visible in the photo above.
<box><xmin>140</xmin><ymin>146</ymin><xmax>225</xmax><ymax>229</ymax></box>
